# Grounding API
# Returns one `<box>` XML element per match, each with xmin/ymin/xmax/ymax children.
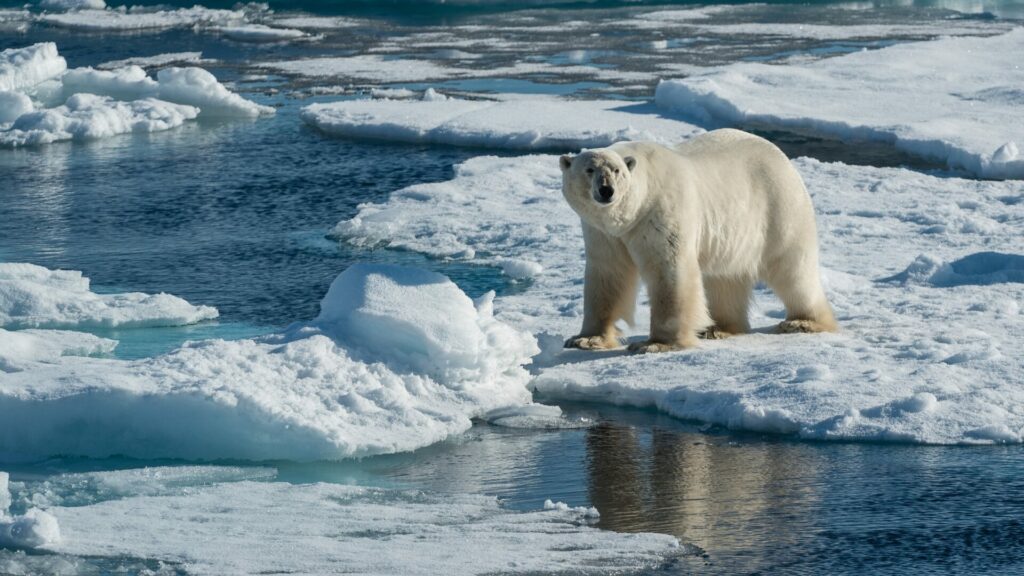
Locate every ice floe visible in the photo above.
<box><xmin>1</xmin><ymin>43</ymin><xmax>271</xmax><ymax>146</ymax></box>
<box><xmin>97</xmin><ymin>51</ymin><xmax>206</xmax><ymax>71</ymax></box>
<box><xmin>335</xmin><ymin>153</ymin><xmax>1024</xmax><ymax>444</ymax></box>
<box><xmin>217</xmin><ymin>23</ymin><xmax>312</xmax><ymax>42</ymax></box>
<box><xmin>35</xmin><ymin>475</ymin><xmax>678</xmax><ymax>574</ymax></box>
<box><xmin>37</xmin><ymin>5</ymin><xmax>252</xmax><ymax>31</ymax></box>
<box><xmin>0</xmin><ymin>264</ymin><xmax>548</xmax><ymax>461</ymax></box>
<box><xmin>302</xmin><ymin>95</ymin><xmax>704</xmax><ymax>150</ymax></box>
<box><xmin>0</xmin><ymin>262</ymin><xmax>218</xmax><ymax>329</ymax></box>
<box><xmin>38</xmin><ymin>0</ymin><xmax>106</xmax><ymax>10</ymax></box>
<box><xmin>655</xmin><ymin>28</ymin><xmax>1024</xmax><ymax>179</ymax></box>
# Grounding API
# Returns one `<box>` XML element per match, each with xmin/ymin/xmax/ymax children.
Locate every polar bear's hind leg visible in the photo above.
<box><xmin>764</xmin><ymin>252</ymin><xmax>837</xmax><ymax>334</ymax></box>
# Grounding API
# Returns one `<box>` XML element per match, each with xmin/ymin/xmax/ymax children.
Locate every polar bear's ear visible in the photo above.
<box><xmin>624</xmin><ymin>156</ymin><xmax>637</xmax><ymax>172</ymax></box>
<box><xmin>559</xmin><ymin>155</ymin><xmax>574</xmax><ymax>172</ymax></box>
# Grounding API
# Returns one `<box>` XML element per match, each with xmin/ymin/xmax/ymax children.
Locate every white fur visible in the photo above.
<box><xmin>560</xmin><ymin>129</ymin><xmax>836</xmax><ymax>353</ymax></box>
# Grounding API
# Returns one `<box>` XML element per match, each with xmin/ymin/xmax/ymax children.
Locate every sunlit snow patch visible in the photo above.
<box><xmin>302</xmin><ymin>95</ymin><xmax>703</xmax><ymax>150</ymax></box>
<box><xmin>0</xmin><ymin>262</ymin><xmax>218</xmax><ymax>329</ymax></box>
<box><xmin>0</xmin><ymin>264</ymin><xmax>548</xmax><ymax>461</ymax></box>
<box><xmin>656</xmin><ymin>29</ymin><xmax>1024</xmax><ymax>179</ymax></box>
<box><xmin>336</xmin><ymin>153</ymin><xmax>1024</xmax><ymax>444</ymax></box>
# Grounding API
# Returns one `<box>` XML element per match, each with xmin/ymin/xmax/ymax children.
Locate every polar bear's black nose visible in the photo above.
<box><xmin>598</xmin><ymin>185</ymin><xmax>614</xmax><ymax>202</ymax></box>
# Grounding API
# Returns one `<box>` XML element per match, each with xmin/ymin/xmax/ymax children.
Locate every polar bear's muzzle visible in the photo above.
<box><xmin>596</xmin><ymin>185</ymin><xmax>615</xmax><ymax>204</ymax></box>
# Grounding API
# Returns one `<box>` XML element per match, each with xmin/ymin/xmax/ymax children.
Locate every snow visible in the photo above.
<box><xmin>0</xmin><ymin>472</ymin><xmax>61</xmax><ymax>550</ymax></box>
<box><xmin>0</xmin><ymin>263</ymin><xmax>218</xmax><ymax>329</ymax></box>
<box><xmin>0</xmin><ymin>43</ymin><xmax>66</xmax><ymax>93</ymax></box>
<box><xmin>0</xmin><ymin>329</ymin><xmax>116</xmax><ymax>373</ymax></box>
<box><xmin>335</xmin><ymin>153</ymin><xmax>1024</xmax><ymax>445</ymax></box>
<box><xmin>0</xmin><ymin>264</ymin><xmax>547</xmax><ymax>461</ymax></box>
<box><xmin>37</xmin><ymin>6</ymin><xmax>250</xmax><ymax>31</ymax></box>
<box><xmin>655</xmin><ymin>29</ymin><xmax>1024</xmax><ymax>179</ymax></box>
<box><xmin>302</xmin><ymin>96</ymin><xmax>704</xmax><ymax>150</ymax></box>
<box><xmin>217</xmin><ymin>24</ymin><xmax>310</xmax><ymax>42</ymax></box>
<box><xmin>37</xmin><ymin>476</ymin><xmax>678</xmax><ymax>575</ymax></box>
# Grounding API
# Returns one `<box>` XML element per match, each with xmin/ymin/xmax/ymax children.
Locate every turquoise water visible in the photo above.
<box><xmin>3</xmin><ymin>1</ymin><xmax>1024</xmax><ymax>574</ymax></box>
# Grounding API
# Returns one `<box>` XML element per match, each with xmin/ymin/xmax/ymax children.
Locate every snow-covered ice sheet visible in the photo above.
<box><xmin>39</xmin><ymin>477</ymin><xmax>678</xmax><ymax>575</ymax></box>
<box><xmin>302</xmin><ymin>95</ymin><xmax>704</xmax><ymax>150</ymax></box>
<box><xmin>656</xmin><ymin>29</ymin><xmax>1024</xmax><ymax>179</ymax></box>
<box><xmin>0</xmin><ymin>263</ymin><xmax>218</xmax><ymax>330</ymax></box>
<box><xmin>336</xmin><ymin>154</ymin><xmax>1024</xmax><ymax>444</ymax></box>
<box><xmin>0</xmin><ymin>264</ymin><xmax>547</xmax><ymax>461</ymax></box>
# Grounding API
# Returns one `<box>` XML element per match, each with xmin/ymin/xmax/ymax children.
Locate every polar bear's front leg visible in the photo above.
<box><xmin>629</xmin><ymin>254</ymin><xmax>709</xmax><ymax>353</ymax></box>
<box><xmin>565</xmin><ymin>226</ymin><xmax>639</xmax><ymax>350</ymax></box>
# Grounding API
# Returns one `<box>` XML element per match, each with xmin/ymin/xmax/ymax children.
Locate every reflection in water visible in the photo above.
<box><xmin>587</xmin><ymin>422</ymin><xmax>821</xmax><ymax>573</ymax></box>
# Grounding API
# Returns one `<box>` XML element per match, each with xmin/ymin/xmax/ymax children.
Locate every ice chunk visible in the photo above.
<box><xmin>0</xmin><ymin>262</ymin><xmax>218</xmax><ymax>329</ymax></box>
<box><xmin>47</xmin><ymin>480</ymin><xmax>678</xmax><ymax>574</ymax></box>
<box><xmin>0</xmin><ymin>91</ymin><xmax>32</xmax><ymax>123</ymax></box>
<box><xmin>336</xmin><ymin>153</ymin><xmax>1024</xmax><ymax>444</ymax></box>
<box><xmin>155</xmin><ymin>67</ymin><xmax>274</xmax><ymax>118</ymax></box>
<box><xmin>655</xmin><ymin>29</ymin><xmax>1024</xmax><ymax>179</ymax></box>
<box><xmin>302</xmin><ymin>96</ymin><xmax>703</xmax><ymax>150</ymax></box>
<box><xmin>0</xmin><ymin>43</ymin><xmax>67</xmax><ymax>92</ymax></box>
<box><xmin>0</xmin><ymin>474</ymin><xmax>61</xmax><ymax>550</ymax></box>
<box><xmin>0</xmin><ymin>264</ymin><xmax>539</xmax><ymax>461</ymax></box>
<box><xmin>217</xmin><ymin>24</ymin><xmax>310</xmax><ymax>42</ymax></box>
<box><xmin>0</xmin><ymin>328</ymin><xmax>116</xmax><ymax>373</ymax></box>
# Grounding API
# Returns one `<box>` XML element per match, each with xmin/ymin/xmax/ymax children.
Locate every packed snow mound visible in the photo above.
<box><xmin>45</xmin><ymin>479</ymin><xmax>678</xmax><ymax>575</ymax></box>
<box><xmin>0</xmin><ymin>328</ymin><xmax>116</xmax><ymax>373</ymax></box>
<box><xmin>302</xmin><ymin>96</ymin><xmax>703</xmax><ymax>150</ymax></box>
<box><xmin>0</xmin><ymin>262</ymin><xmax>218</xmax><ymax>329</ymax></box>
<box><xmin>0</xmin><ymin>94</ymin><xmax>199</xmax><ymax>147</ymax></box>
<box><xmin>337</xmin><ymin>153</ymin><xmax>1024</xmax><ymax>445</ymax></box>
<box><xmin>884</xmin><ymin>252</ymin><xmax>1024</xmax><ymax>287</ymax></box>
<box><xmin>0</xmin><ymin>472</ymin><xmax>61</xmax><ymax>550</ymax></box>
<box><xmin>0</xmin><ymin>43</ymin><xmax>66</xmax><ymax>92</ymax></box>
<box><xmin>655</xmin><ymin>29</ymin><xmax>1024</xmax><ymax>179</ymax></box>
<box><xmin>37</xmin><ymin>5</ymin><xmax>252</xmax><ymax>31</ymax></box>
<box><xmin>0</xmin><ymin>264</ymin><xmax>544</xmax><ymax>461</ymax></box>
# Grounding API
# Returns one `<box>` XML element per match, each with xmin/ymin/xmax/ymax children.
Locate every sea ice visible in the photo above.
<box><xmin>0</xmin><ymin>264</ymin><xmax>544</xmax><ymax>461</ymax></box>
<box><xmin>655</xmin><ymin>29</ymin><xmax>1024</xmax><ymax>179</ymax></box>
<box><xmin>0</xmin><ymin>472</ymin><xmax>60</xmax><ymax>550</ymax></box>
<box><xmin>0</xmin><ymin>43</ymin><xmax>66</xmax><ymax>93</ymax></box>
<box><xmin>38</xmin><ymin>0</ymin><xmax>106</xmax><ymax>10</ymax></box>
<box><xmin>302</xmin><ymin>96</ymin><xmax>703</xmax><ymax>150</ymax></box>
<box><xmin>217</xmin><ymin>24</ymin><xmax>311</xmax><ymax>42</ymax></box>
<box><xmin>0</xmin><ymin>328</ymin><xmax>116</xmax><ymax>373</ymax></box>
<box><xmin>336</xmin><ymin>153</ymin><xmax>1024</xmax><ymax>444</ymax></box>
<box><xmin>43</xmin><ymin>478</ymin><xmax>678</xmax><ymax>574</ymax></box>
<box><xmin>0</xmin><ymin>262</ymin><xmax>218</xmax><ymax>329</ymax></box>
<box><xmin>97</xmin><ymin>51</ymin><xmax>205</xmax><ymax>70</ymax></box>
<box><xmin>37</xmin><ymin>5</ymin><xmax>251</xmax><ymax>31</ymax></box>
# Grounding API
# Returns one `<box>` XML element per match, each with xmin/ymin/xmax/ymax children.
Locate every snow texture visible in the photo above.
<box><xmin>41</xmin><ymin>478</ymin><xmax>679</xmax><ymax>575</ymax></box>
<box><xmin>0</xmin><ymin>264</ymin><xmax>544</xmax><ymax>461</ymax></box>
<box><xmin>302</xmin><ymin>96</ymin><xmax>704</xmax><ymax>151</ymax></box>
<box><xmin>0</xmin><ymin>263</ymin><xmax>218</xmax><ymax>329</ymax></box>
<box><xmin>655</xmin><ymin>29</ymin><xmax>1024</xmax><ymax>179</ymax></box>
<box><xmin>0</xmin><ymin>43</ymin><xmax>66</xmax><ymax>93</ymax></box>
<box><xmin>0</xmin><ymin>472</ymin><xmax>61</xmax><ymax>550</ymax></box>
<box><xmin>335</xmin><ymin>154</ymin><xmax>1024</xmax><ymax>445</ymax></box>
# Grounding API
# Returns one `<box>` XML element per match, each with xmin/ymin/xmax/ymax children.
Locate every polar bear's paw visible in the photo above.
<box><xmin>776</xmin><ymin>319</ymin><xmax>832</xmax><ymax>334</ymax></box>
<box><xmin>627</xmin><ymin>340</ymin><xmax>694</xmax><ymax>354</ymax></box>
<box><xmin>564</xmin><ymin>334</ymin><xmax>621</xmax><ymax>350</ymax></box>
<box><xmin>698</xmin><ymin>326</ymin><xmax>735</xmax><ymax>340</ymax></box>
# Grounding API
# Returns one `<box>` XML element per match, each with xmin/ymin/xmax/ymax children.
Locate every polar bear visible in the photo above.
<box><xmin>560</xmin><ymin>129</ymin><xmax>836</xmax><ymax>353</ymax></box>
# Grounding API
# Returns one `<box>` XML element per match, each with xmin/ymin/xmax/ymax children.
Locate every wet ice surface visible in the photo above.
<box><xmin>2</xmin><ymin>0</ymin><xmax>1024</xmax><ymax>574</ymax></box>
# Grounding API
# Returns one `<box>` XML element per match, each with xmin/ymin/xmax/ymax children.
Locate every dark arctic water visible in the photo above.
<box><xmin>3</xmin><ymin>2</ymin><xmax>1024</xmax><ymax>575</ymax></box>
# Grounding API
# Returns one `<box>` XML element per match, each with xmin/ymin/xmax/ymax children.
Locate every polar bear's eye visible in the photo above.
<box><xmin>614</xmin><ymin>168</ymin><xmax>620</xmax><ymax>174</ymax></box>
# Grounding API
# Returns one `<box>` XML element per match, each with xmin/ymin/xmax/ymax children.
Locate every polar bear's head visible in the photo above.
<box><xmin>559</xmin><ymin>149</ymin><xmax>643</xmax><ymax>235</ymax></box>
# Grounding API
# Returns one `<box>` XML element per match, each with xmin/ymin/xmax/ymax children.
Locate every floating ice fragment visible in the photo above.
<box><xmin>0</xmin><ymin>43</ymin><xmax>67</xmax><ymax>92</ymax></box>
<box><xmin>0</xmin><ymin>472</ymin><xmax>61</xmax><ymax>550</ymax></box>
